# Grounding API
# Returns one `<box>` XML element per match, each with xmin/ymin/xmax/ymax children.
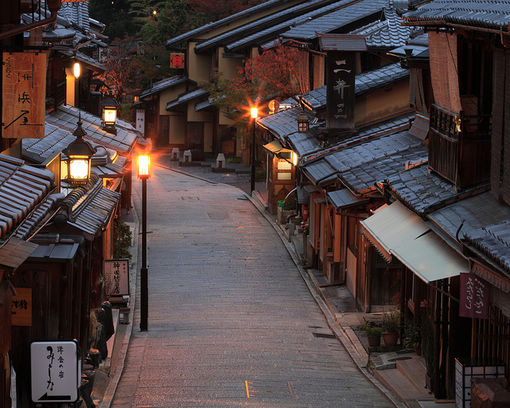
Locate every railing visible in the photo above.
<box><xmin>429</xmin><ymin>103</ymin><xmax>491</xmax><ymax>189</ymax></box>
<box><xmin>0</xmin><ymin>0</ymin><xmax>61</xmax><ymax>41</ymax></box>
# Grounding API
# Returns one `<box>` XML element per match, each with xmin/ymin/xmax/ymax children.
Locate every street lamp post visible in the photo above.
<box><xmin>250</xmin><ymin>107</ymin><xmax>258</xmax><ymax>194</ymax></box>
<box><xmin>137</xmin><ymin>153</ymin><xmax>150</xmax><ymax>331</ymax></box>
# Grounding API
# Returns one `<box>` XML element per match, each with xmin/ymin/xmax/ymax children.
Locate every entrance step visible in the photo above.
<box><xmin>375</xmin><ymin>366</ymin><xmax>433</xmax><ymax>403</ymax></box>
<box><xmin>397</xmin><ymin>356</ymin><xmax>428</xmax><ymax>391</ymax></box>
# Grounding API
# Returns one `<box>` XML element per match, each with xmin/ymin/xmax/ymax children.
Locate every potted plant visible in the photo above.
<box><xmin>360</xmin><ymin>321</ymin><xmax>383</xmax><ymax>347</ymax></box>
<box><xmin>382</xmin><ymin>310</ymin><xmax>400</xmax><ymax>347</ymax></box>
<box><xmin>403</xmin><ymin>322</ymin><xmax>421</xmax><ymax>354</ymax></box>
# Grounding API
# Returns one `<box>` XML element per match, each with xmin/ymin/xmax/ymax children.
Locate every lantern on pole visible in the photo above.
<box><xmin>63</xmin><ymin>115</ymin><xmax>95</xmax><ymax>186</ymax></box>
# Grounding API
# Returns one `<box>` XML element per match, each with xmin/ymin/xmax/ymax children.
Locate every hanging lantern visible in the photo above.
<box><xmin>63</xmin><ymin>116</ymin><xmax>95</xmax><ymax>186</ymax></box>
<box><xmin>297</xmin><ymin>112</ymin><xmax>309</xmax><ymax>133</ymax></box>
<box><xmin>101</xmin><ymin>96</ymin><xmax>119</xmax><ymax>132</ymax></box>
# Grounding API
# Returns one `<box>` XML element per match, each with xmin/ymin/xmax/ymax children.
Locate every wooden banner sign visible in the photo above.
<box><xmin>459</xmin><ymin>273</ymin><xmax>489</xmax><ymax>319</ymax></box>
<box><xmin>2</xmin><ymin>52</ymin><xmax>47</xmax><ymax>139</ymax></box>
<box><xmin>11</xmin><ymin>288</ymin><xmax>32</xmax><ymax>326</ymax></box>
<box><xmin>104</xmin><ymin>259</ymin><xmax>130</xmax><ymax>297</ymax></box>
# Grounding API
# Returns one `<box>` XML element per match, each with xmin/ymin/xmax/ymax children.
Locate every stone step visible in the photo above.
<box><xmin>397</xmin><ymin>356</ymin><xmax>428</xmax><ymax>392</ymax></box>
<box><xmin>375</xmin><ymin>366</ymin><xmax>433</xmax><ymax>403</ymax></box>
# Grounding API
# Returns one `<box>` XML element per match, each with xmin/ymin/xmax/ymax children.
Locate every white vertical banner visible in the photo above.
<box><xmin>136</xmin><ymin>109</ymin><xmax>145</xmax><ymax>135</ymax></box>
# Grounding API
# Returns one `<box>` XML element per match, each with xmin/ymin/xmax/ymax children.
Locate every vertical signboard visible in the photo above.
<box><xmin>170</xmin><ymin>52</ymin><xmax>185</xmax><ymax>69</ymax></box>
<box><xmin>104</xmin><ymin>259</ymin><xmax>130</xmax><ymax>297</ymax></box>
<box><xmin>2</xmin><ymin>52</ymin><xmax>47</xmax><ymax>139</ymax></box>
<box><xmin>326</xmin><ymin>51</ymin><xmax>355</xmax><ymax>129</ymax></box>
<box><xmin>459</xmin><ymin>273</ymin><xmax>489</xmax><ymax>319</ymax></box>
<box><xmin>11</xmin><ymin>288</ymin><xmax>32</xmax><ymax>326</ymax></box>
<box><xmin>30</xmin><ymin>341</ymin><xmax>80</xmax><ymax>403</ymax></box>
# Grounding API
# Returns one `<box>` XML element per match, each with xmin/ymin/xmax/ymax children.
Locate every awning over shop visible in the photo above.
<box><xmin>263</xmin><ymin>140</ymin><xmax>283</xmax><ymax>154</ymax></box>
<box><xmin>327</xmin><ymin>189</ymin><xmax>369</xmax><ymax>209</ymax></box>
<box><xmin>361</xmin><ymin>201</ymin><xmax>468</xmax><ymax>283</ymax></box>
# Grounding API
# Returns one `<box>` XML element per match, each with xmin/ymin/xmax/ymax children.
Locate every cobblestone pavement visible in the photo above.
<box><xmin>111</xmin><ymin>164</ymin><xmax>393</xmax><ymax>408</ymax></box>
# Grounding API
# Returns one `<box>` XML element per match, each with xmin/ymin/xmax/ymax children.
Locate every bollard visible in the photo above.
<box><xmin>216</xmin><ymin>153</ymin><xmax>226</xmax><ymax>168</ymax></box>
<box><xmin>183</xmin><ymin>149</ymin><xmax>192</xmax><ymax>163</ymax></box>
<box><xmin>171</xmin><ymin>147</ymin><xmax>180</xmax><ymax>161</ymax></box>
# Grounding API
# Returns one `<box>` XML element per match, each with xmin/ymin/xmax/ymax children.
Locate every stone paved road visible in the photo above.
<box><xmin>111</xmin><ymin>164</ymin><xmax>393</xmax><ymax>408</ymax></box>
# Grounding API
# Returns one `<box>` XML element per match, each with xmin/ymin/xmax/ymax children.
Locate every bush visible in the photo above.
<box><xmin>113</xmin><ymin>219</ymin><xmax>132</xmax><ymax>260</ymax></box>
<box><xmin>382</xmin><ymin>310</ymin><xmax>400</xmax><ymax>334</ymax></box>
<box><xmin>282</xmin><ymin>194</ymin><xmax>297</xmax><ymax>211</ymax></box>
<box><xmin>360</xmin><ymin>321</ymin><xmax>383</xmax><ymax>337</ymax></box>
<box><xmin>403</xmin><ymin>322</ymin><xmax>421</xmax><ymax>349</ymax></box>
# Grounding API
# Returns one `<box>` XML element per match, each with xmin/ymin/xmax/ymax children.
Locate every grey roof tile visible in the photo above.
<box><xmin>404</xmin><ymin>0</ymin><xmax>510</xmax><ymax>30</ymax></box>
<box><xmin>0</xmin><ymin>154</ymin><xmax>55</xmax><ymax>240</ymax></box>
<box><xmin>140</xmin><ymin>76</ymin><xmax>189</xmax><ymax>99</ymax></box>
<box><xmin>341</xmin><ymin>146</ymin><xmax>427</xmax><ymax>192</ymax></box>
<box><xmin>282</xmin><ymin>0</ymin><xmax>387</xmax><ymax>41</ymax></box>
<box><xmin>226</xmin><ymin>0</ymin><xmax>357</xmax><ymax>52</ymax></box>
<box><xmin>166</xmin><ymin>88</ymin><xmax>208</xmax><ymax>110</ymax></box>
<box><xmin>385</xmin><ymin>164</ymin><xmax>462</xmax><ymax>215</ymax></box>
<box><xmin>166</xmin><ymin>0</ymin><xmax>297</xmax><ymax>47</ymax></box>
<box><xmin>257</xmin><ymin>106</ymin><xmax>301</xmax><ymax>140</ymax></box>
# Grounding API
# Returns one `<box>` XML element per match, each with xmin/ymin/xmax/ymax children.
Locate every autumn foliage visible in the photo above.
<box><xmin>215</xmin><ymin>43</ymin><xmax>310</xmax><ymax>115</ymax></box>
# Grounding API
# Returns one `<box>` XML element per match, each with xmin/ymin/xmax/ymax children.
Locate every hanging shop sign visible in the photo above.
<box><xmin>136</xmin><ymin>109</ymin><xmax>145</xmax><ymax>135</ymax></box>
<box><xmin>460</xmin><ymin>273</ymin><xmax>489</xmax><ymax>319</ymax></box>
<box><xmin>30</xmin><ymin>340</ymin><xmax>80</xmax><ymax>403</ymax></box>
<box><xmin>326</xmin><ymin>50</ymin><xmax>355</xmax><ymax>129</ymax></box>
<box><xmin>2</xmin><ymin>52</ymin><xmax>46</xmax><ymax>139</ymax></box>
<box><xmin>11</xmin><ymin>287</ymin><xmax>32</xmax><ymax>326</ymax></box>
<box><xmin>170</xmin><ymin>52</ymin><xmax>185</xmax><ymax>69</ymax></box>
<box><xmin>104</xmin><ymin>259</ymin><xmax>130</xmax><ymax>297</ymax></box>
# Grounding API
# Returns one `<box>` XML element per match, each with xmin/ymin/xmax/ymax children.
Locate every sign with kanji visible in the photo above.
<box><xmin>326</xmin><ymin>51</ymin><xmax>355</xmax><ymax>129</ymax></box>
<box><xmin>170</xmin><ymin>52</ymin><xmax>185</xmax><ymax>69</ymax></box>
<box><xmin>460</xmin><ymin>273</ymin><xmax>489</xmax><ymax>319</ymax></box>
<box><xmin>30</xmin><ymin>341</ymin><xmax>80</xmax><ymax>403</ymax></box>
<box><xmin>11</xmin><ymin>287</ymin><xmax>32</xmax><ymax>326</ymax></box>
<box><xmin>136</xmin><ymin>109</ymin><xmax>145</xmax><ymax>135</ymax></box>
<box><xmin>2</xmin><ymin>52</ymin><xmax>46</xmax><ymax>139</ymax></box>
<box><xmin>104</xmin><ymin>259</ymin><xmax>130</xmax><ymax>297</ymax></box>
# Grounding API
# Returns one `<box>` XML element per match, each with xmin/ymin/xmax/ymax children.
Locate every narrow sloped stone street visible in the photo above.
<box><xmin>111</xmin><ymin>164</ymin><xmax>393</xmax><ymax>407</ymax></box>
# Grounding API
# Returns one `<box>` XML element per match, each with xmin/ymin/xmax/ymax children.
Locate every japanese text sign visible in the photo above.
<box><xmin>31</xmin><ymin>341</ymin><xmax>80</xmax><ymax>403</ymax></box>
<box><xmin>2</xmin><ymin>52</ymin><xmax>46</xmax><ymax>139</ymax></box>
<box><xmin>104</xmin><ymin>259</ymin><xmax>130</xmax><ymax>297</ymax></box>
<box><xmin>170</xmin><ymin>52</ymin><xmax>185</xmax><ymax>69</ymax></box>
<box><xmin>460</xmin><ymin>273</ymin><xmax>489</xmax><ymax>319</ymax></box>
<box><xmin>11</xmin><ymin>287</ymin><xmax>32</xmax><ymax>326</ymax></box>
<box><xmin>326</xmin><ymin>51</ymin><xmax>355</xmax><ymax>129</ymax></box>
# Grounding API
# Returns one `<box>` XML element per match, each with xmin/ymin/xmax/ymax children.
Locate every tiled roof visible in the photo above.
<box><xmin>226</xmin><ymin>0</ymin><xmax>356</xmax><ymax>52</ymax></box>
<box><xmin>303</xmin><ymin>160</ymin><xmax>337</xmax><ymax>185</ymax></box>
<box><xmin>46</xmin><ymin>105</ymin><xmax>138</xmax><ymax>154</ymax></box>
<box><xmin>166</xmin><ymin>88</ymin><xmax>208</xmax><ymax>110</ymax></box>
<box><xmin>56</xmin><ymin>49</ymin><xmax>106</xmax><ymax>72</ymax></box>
<box><xmin>324</xmin><ymin>130</ymin><xmax>422</xmax><ymax>173</ymax></box>
<box><xmin>62</xmin><ymin>176</ymin><xmax>120</xmax><ymax>238</ymax></box>
<box><xmin>384</xmin><ymin>164</ymin><xmax>460</xmax><ymax>215</ymax></box>
<box><xmin>59</xmin><ymin>1</ymin><xmax>90</xmax><ymax>32</ymax></box>
<box><xmin>328</xmin><ymin>188</ymin><xmax>369</xmax><ymax>208</ymax></box>
<box><xmin>464</xmin><ymin>221</ymin><xmax>510</xmax><ymax>274</ymax></box>
<box><xmin>352</xmin><ymin>8</ymin><xmax>410</xmax><ymax>48</ymax></box>
<box><xmin>195</xmin><ymin>0</ymin><xmax>329</xmax><ymax>53</ymax></box>
<box><xmin>341</xmin><ymin>145</ymin><xmax>427</xmax><ymax>192</ymax></box>
<box><xmin>166</xmin><ymin>0</ymin><xmax>298</xmax><ymax>47</ymax></box>
<box><xmin>428</xmin><ymin>192</ymin><xmax>510</xmax><ymax>242</ymax></box>
<box><xmin>403</xmin><ymin>0</ymin><xmax>510</xmax><ymax>31</ymax></box>
<box><xmin>0</xmin><ymin>154</ymin><xmax>55</xmax><ymax>240</ymax></box>
<box><xmin>282</xmin><ymin>0</ymin><xmax>387</xmax><ymax>41</ymax></box>
<box><xmin>139</xmin><ymin>76</ymin><xmax>189</xmax><ymax>99</ymax></box>
<box><xmin>257</xmin><ymin>106</ymin><xmax>301</xmax><ymax>141</ymax></box>
<box><xmin>300</xmin><ymin>63</ymin><xmax>409</xmax><ymax>110</ymax></box>
<box><xmin>23</xmin><ymin>123</ymin><xmax>75</xmax><ymax>165</ymax></box>
<box><xmin>13</xmin><ymin>193</ymin><xmax>63</xmax><ymax>240</ymax></box>
<box><xmin>288</xmin><ymin>130</ymin><xmax>323</xmax><ymax>157</ymax></box>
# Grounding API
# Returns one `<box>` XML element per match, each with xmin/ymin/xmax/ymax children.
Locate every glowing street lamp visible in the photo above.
<box><xmin>250</xmin><ymin>106</ymin><xmax>258</xmax><ymax>193</ymax></box>
<box><xmin>63</xmin><ymin>116</ymin><xmax>95</xmax><ymax>186</ymax></box>
<box><xmin>137</xmin><ymin>152</ymin><xmax>151</xmax><ymax>331</ymax></box>
<box><xmin>101</xmin><ymin>96</ymin><xmax>119</xmax><ymax>134</ymax></box>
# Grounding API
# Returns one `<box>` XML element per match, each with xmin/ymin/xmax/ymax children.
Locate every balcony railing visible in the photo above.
<box><xmin>0</xmin><ymin>0</ymin><xmax>61</xmax><ymax>41</ymax></box>
<box><xmin>429</xmin><ymin>103</ymin><xmax>490</xmax><ymax>189</ymax></box>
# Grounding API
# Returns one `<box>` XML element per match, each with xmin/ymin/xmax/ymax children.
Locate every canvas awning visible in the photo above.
<box><xmin>263</xmin><ymin>140</ymin><xmax>284</xmax><ymax>154</ymax></box>
<box><xmin>361</xmin><ymin>201</ymin><xmax>468</xmax><ymax>283</ymax></box>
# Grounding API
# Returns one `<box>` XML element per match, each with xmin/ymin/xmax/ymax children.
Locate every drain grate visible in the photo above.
<box><xmin>312</xmin><ymin>332</ymin><xmax>336</xmax><ymax>339</ymax></box>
